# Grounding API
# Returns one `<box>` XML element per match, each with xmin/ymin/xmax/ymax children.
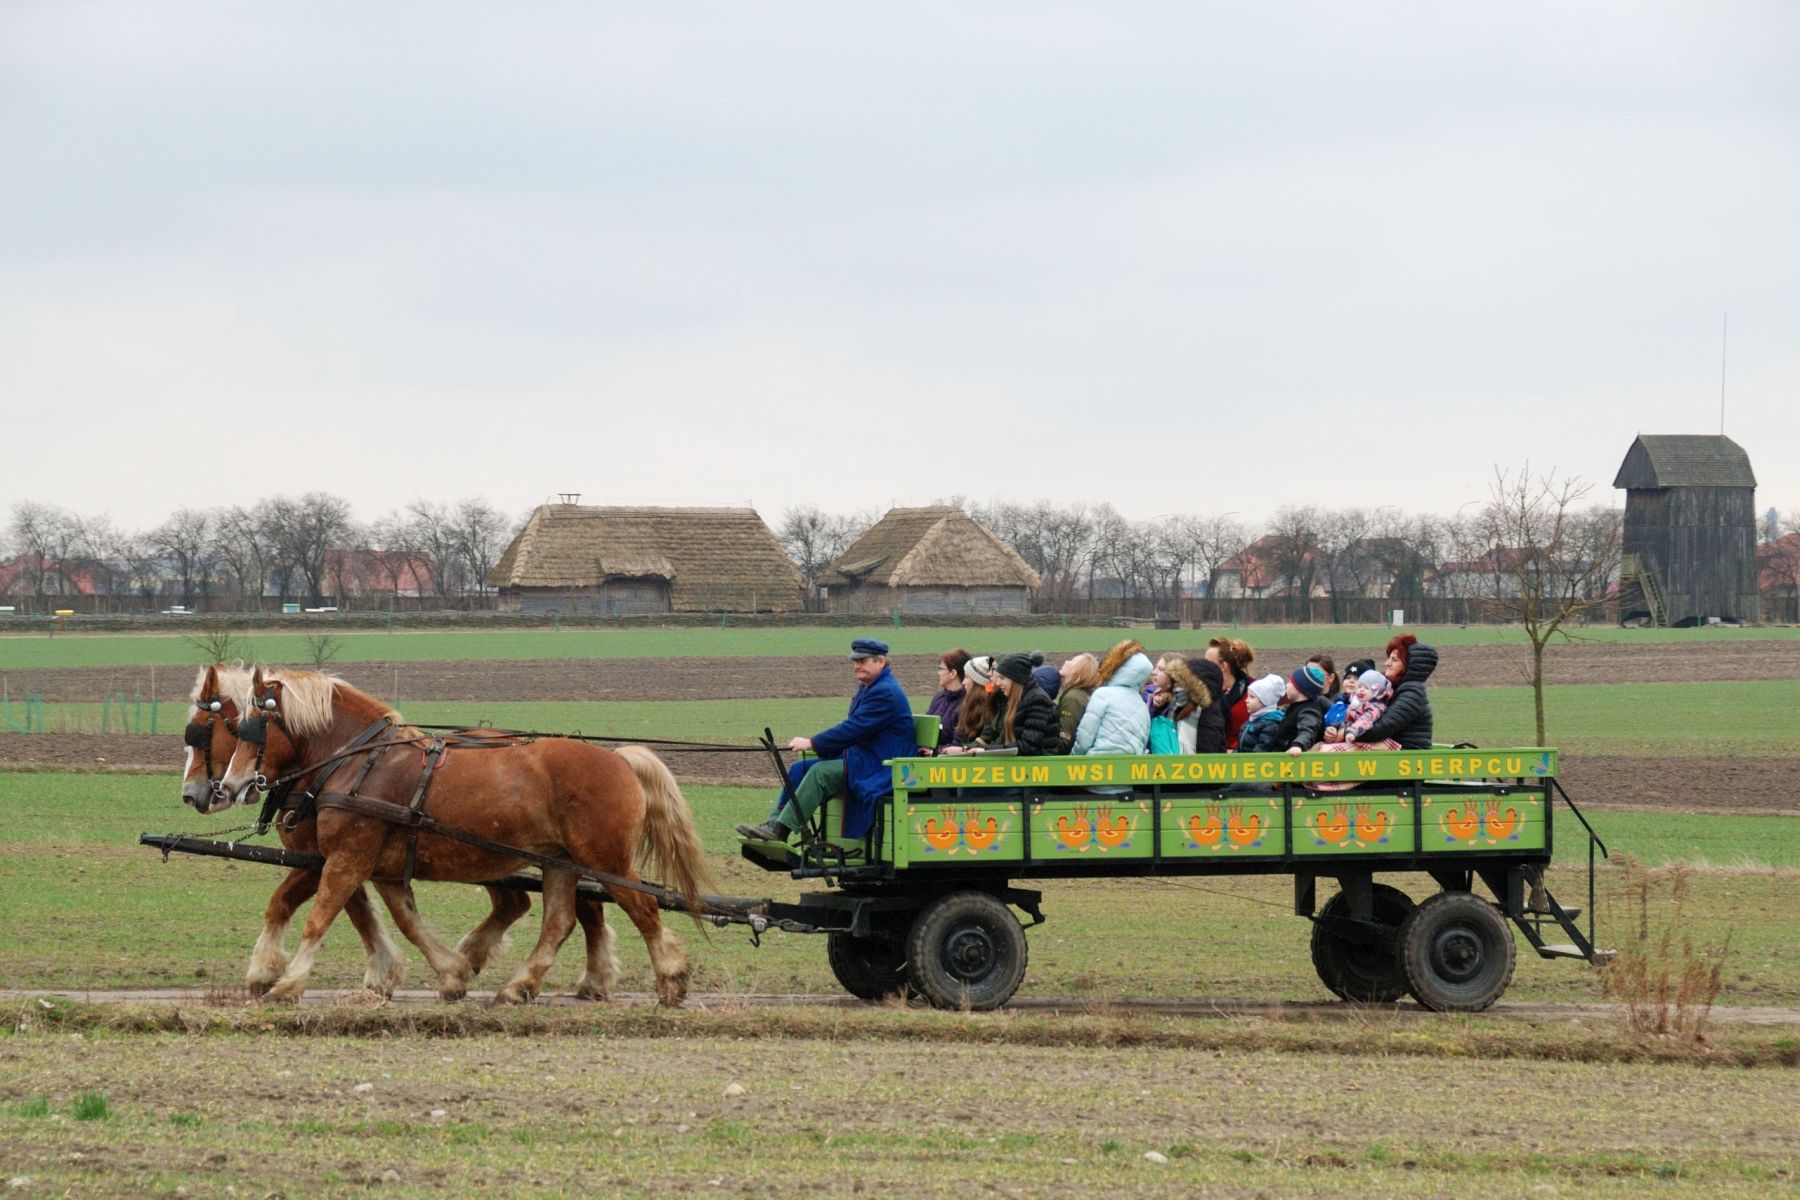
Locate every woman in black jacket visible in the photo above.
<box><xmin>1186</xmin><ymin>656</ymin><xmax>1229</xmax><ymax>754</ymax></box>
<box><xmin>991</xmin><ymin>652</ymin><xmax>1061</xmax><ymax>756</ymax></box>
<box><xmin>1354</xmin><ymin>634</ymin><xmax>1438</xmax><ymax>749</ymax></box>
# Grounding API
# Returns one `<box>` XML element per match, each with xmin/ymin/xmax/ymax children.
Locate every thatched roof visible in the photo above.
<box><xmin>1614</xmin><ymin>435</ymin><xmax>1757</xmax><ymax>489</ymax></box>
<box><xmin>488</xmin><ymin>505</ymin><xmax>803</xmax><ymax>611</ymax></box>
<box><xmin>817</xmin><ymin>506</ymin><xmax>1041</xmax><ymax>590</ymax></box>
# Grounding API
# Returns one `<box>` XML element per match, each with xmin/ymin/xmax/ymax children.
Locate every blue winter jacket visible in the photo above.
<box><xmin>1072</xmin><ymin>652</ymin><xmax>1154</xmax><ymax>755</ymax></box>
<box><xmin>809</xmin><ymin>665</ymin><xmax>917</xmax><ymax>839</ymax></box>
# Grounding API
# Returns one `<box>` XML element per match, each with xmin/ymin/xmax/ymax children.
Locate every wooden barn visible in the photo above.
<box><xmin>817</xmin><ymin>506</ymin><xmax>1041</xmax><ymax>615</ymax></box>
<box><xmin>1613</xmin><ymin>434</ymin><xmax>1759</xmax><ymax>626</ymax></box>
<box><xmin>487</xmin><ymin>504</ymin><xmax>803</xmax><ymax>615</ymax></box>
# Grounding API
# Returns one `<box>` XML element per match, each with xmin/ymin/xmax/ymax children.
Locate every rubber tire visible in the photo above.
<box><xmin>1399</xmin><ymin>890</ymin><xmax>1517</xmax><ymax>1013</ymax></box>
<box><xmin>905</xmin><ymin>891</ymin><xmax>1029</xmax><ymax>1012</ymax></box>
<box><xmin>826</xmin><ymin>932</ymin><xmax>913</xmax><ymax>1002</ymax></box>
<box><xmin>1310</xmin><ymin>883</ymin><xmax>1414</xmax><ymax>1003</ymax></box>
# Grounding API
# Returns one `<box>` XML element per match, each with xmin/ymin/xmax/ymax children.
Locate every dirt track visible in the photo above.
<box><xmin>13</xmin><ymin>638</ymin><xmax>1800</xmax><ymax>703</ymax></box>
<box><xmin>7</xmin><ymin>987</ymin><xmax>1799</xmax><ymax>1024</ymax></box>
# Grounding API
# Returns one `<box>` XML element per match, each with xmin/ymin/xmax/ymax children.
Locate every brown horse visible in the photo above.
<box><xmin>181</xmin><ymin>666</ymin><xmax>619</xmax><ymax>1001</ymax></box>
<box><xmin>217</xmin><ymin>667</ymin><xmax>711</xmax><ymax>1006</ymax></box>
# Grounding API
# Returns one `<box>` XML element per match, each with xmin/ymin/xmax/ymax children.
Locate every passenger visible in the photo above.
<box><xmin>1309</xmin><ymin>670</ymin><xmax>1402</xmax><ymax>790</ymax></box>
<box><xmin>1151</xmin><ymin>655</ymin><xmax>1211</xmax><ymax>754</ymax></box>
<box><xmin>1324</xmin><ymin>657</ymin><xmax>1375</xmax><ymax>738</ymax></box>
<box><xmin>989</xmin><ymin>653</ymin><xmax>1061</xmax><ymax>756</ymax></box>
<box><xmin>734</xmin><ymin>637</ymin><xmax>915</xmax><ymax>843</ymax></box>
<box><xmin>1032</xmin><ymin>663</ymin><xmax>1062</xmax><ymax>701</ymax></box>
<box><xmin>1274</xmin><ymin>663</ymin><xmax>1331</xmax><ymax>755</ymax></box>
<box><xmin>941</xmin><ymin>655</ymin><xmax>996</xmax><ymax>755</ymax></box>
<box><xmin>1054</xmin><ymin>653</ymin><xmax>1101</xmax><ymax>754</ymax></box>
<box><xmin>1235</xmin><ymin>673</ymin><xmax>1289</xmax><ymax>753</ymax></box>
<box><xmin>1185</xmin><ymin>656</ymin><xmax>1229</xmax><ymax>754</ymax></box>
<box><xmin>925</xmin><ymin>648</ymin><xmax>972</xmax><ymax>753</ymax></box>
<box><xmin>1345</xmin><ymin>633</ymin><xmax>1438</xmax><ymax>749</ymax></box>
<box><xmin>1071</xmin><ymin>639</ymin><xmax>1154</xmax><ymax>755</ymax></box>
<box><xmin>1205</xmin><ymin>637</ymin><xmax>1256</xmax><ymax>750</ymax></box>
<box><xmin>1341</xmin><ymin>670</ymin><xmax>1400</xmax><ymax>745</ymax></box>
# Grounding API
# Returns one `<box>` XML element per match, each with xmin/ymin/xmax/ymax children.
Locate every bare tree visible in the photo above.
<box><xmin>212</xmin><ymin>503</ymin><xmax>277</xmax><ymax>608</ymax></box>
<box><xmin>777</xmin><ymin>506</ymin><xmax>873</xmax><ymax>599</ymax></box>
<box><xmin>984</xmin><ymin>501</ymin><xmax>1098</xmax><ymax>612</ymax></box>
<box><xmin>1472</xmin><ymin>466</ymin><xmax>1623</xmax><ymax>745</ymax></box>
<box><xmin>1265</xmin><ymin>506</ymin><xmax>1324</xmax><ymax>615</ymax></box>
<box><xmin>406</xmin><ymin>499</ymin><xmax>464</xmax><ymax>604</ymax></box>
<box><xmin>153</xmin><ymin>508</ymin><xmax>216</xmax><ymax>608</ymax></box>
<box><xmin>271</xmin><ymin>493</ymin><xmax>355</xmax><ymax>606</ymax></box>
<box><xmin>1317</xmin><ymin>508</ymin><xmax>1374</xmax><ymax>621</ymax></box>
<box><xmin>453</xmin><ymin>497</ymin><xmax>507</xmax><ymax>603</ymax></box>
<box><xmin>8</xmin><ymin>501</ymin><xmax>85</xmax><ymax>602</ymax></box>
<box><xmin>777</xmin><ymin>505</ymin><xmax>837</xmax><ymax>596</ymax></box>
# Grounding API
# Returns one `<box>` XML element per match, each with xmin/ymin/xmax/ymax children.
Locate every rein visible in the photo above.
<box><xmin>406</xmin><ymin>724</ymin><xmax>770</xmax><ymax>753</ymax></box>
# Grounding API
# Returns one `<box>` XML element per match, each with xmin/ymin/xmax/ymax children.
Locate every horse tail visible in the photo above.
<box><xmin>616</xmin><ymin>745</ymin><xmax>713</xmax><ymax>916</ymax></box>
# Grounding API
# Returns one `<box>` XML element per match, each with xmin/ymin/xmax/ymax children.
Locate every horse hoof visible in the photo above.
<box><xmin>494</xmin><ymin>984</ymin><xmax>535</xmax><ymax>1006</ymax></box>
<box><xmin>654</xmin><ymin>977</ymin><xmax>687</xmax><ymax>1008</ymax></box>
<box><xmin>261</xmin><ymin>983</ymin><xmax>304</xmax><ymax>1005</ymax></box>
<box><xmin>439</xmin><ymin>986</ymin><xmax>467</xmax><ymax>1003</ymax></box>
<box><xmin>245</xmin><ymin>977</ymin><xmax>275</xmax><ymax>998</ymax></box>
<box><xmin>574</xmin><ymin>981</ymin><xmax>611</xmax><ymax>1002</ymax></box>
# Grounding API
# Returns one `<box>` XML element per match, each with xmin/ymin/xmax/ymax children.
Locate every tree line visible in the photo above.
<box><xmin>775</xmin><ymin>478</ymin><xmax>1649</xmax><ymax>614</ymax></box>
<box><xmin>3</xmin><ymin>495</ymin><xmax>510</xmax><ymax>608</ymax></box>
<box><xmin>6</xmin><ymin>477</ymin><xmax>1793</xmax><ymax>614</ymax></box>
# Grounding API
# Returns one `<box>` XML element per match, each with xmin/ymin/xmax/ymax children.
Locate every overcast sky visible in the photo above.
<box><xmin>4</xmin><ymin>2</ymin><xmax>1796</xmax><ymax>534</ymax></box>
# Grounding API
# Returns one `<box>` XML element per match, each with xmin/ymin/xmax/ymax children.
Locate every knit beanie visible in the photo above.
<box><xmin>964</xmin><ymin>655</ymin><xmax>995</xmax><ymax>687</ymax></box>
<box><xmin>1291</xmin><ymin>663</ymin><xmax>1327</xmax><ymax>700</ymax></box>
<box><xmin>1358</xmin><ymin>670</ymin><xmax>1392</xmax><ymax>701</ymax></box>
<box><xmin>996</xmin><ymin>653</ymin><xmax>1035</xmax><ymax>685</ymax></box>
<box><xmin>1248</xmin><ymin>673</ymin><xmax>1286</xmax><ymax>711</ymax></box>
<box><xmin>1031</xmin><ymin>664</ymin><xmax>1061</xmax><ymax>698</ymax></box>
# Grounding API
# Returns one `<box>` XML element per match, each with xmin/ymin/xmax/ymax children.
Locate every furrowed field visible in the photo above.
<box><xmin>3</xmin><ymin>622</ymin><xmax>1798</xmax><ymax>1197</ymax></box>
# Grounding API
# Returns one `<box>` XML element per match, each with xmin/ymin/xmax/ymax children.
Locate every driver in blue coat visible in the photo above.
<box><xmin>736</xmin><ymin>637</ymin><xmax>916</xmax><ymax>843</ymax></box>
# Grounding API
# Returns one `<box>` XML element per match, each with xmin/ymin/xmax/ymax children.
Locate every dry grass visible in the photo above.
<box><xmin>1602</xmin><ymin>854</ymin><xmax>1730</xmax><ymax>1042</ymax></box>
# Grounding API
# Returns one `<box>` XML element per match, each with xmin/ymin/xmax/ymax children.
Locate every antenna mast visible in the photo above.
<box><xmin>1719</xmin><ymin>312</ymin><xmax>1728</xmax><ymax>435</ymax></box>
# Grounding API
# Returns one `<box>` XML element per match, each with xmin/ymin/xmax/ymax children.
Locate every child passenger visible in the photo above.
<box><xmin>1235</xmin><ymin>673</ymin><xmax>1288</xmax><ymax>753</ymax></box>
<box><xmin>1309</xmin><ymin>669</ymin><xmax>1403</xmax><ymax>791</ymax></box>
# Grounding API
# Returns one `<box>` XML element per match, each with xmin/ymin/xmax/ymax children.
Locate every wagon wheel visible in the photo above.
<box><xmin>1398</xmin><ymin>891</ymin><xmax>1516</xmax><ymax>1012</ymax></box>
<box><xmin>826</xmin><ymin>932</ymin><xmax>914</xmax><ymax>1002</ymax></box>
<box><xmin>1310</xmin><ymin>883</ymin><xmax>1414</xmax><ymax>1003</ymax></box>
<box><xmin>905</xmin><ymin>891</ymin><xmax>1029</xmax><ymax>1012</ymax></box>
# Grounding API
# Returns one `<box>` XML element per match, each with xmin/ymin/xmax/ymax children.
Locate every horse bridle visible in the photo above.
<box><xmin>234</xmin><ymin>683</ymin><xmax>292</xmax><ymax>794</ymax></box>
<box><xmin>183</xmin><ymin>699</ymin><xmax>239</xmax><ymax>802</ymax></box>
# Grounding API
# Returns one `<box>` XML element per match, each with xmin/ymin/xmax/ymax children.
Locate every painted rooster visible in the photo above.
<box><xmin>1314</xmin><ymin>804</ymin><xmax>1351</xmax><ymax>845</ymax></box>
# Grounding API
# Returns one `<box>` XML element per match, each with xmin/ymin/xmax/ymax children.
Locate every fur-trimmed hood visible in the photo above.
<box><xmin>1096</xmin><ymin>639</ymin><xmax>1145</xmax><ymax>686</ymax></box>
<box><xmin>1165</xmin><ymin>656</ymin><xmax>1212</xmax><ymax>714</ymax></box>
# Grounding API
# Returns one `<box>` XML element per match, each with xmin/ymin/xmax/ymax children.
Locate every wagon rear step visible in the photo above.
<box><xmin>1513</xmin><ymin>890</ymin><xmax>1613</xmax><ymax>964</ymax></box>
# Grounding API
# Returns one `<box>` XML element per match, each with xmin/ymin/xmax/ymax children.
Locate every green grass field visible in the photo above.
<box><xmin>16</xmin><ymin>680</ymin><xmax>1800</xmax><ymax>757</ymax></box>
<box><xmin>2</xmin><ymin>771</ymin><xmax>1793</xmax><ymax>1003</ymax></box>
<box><xmin>2</xmin><ymin>621</ymin><xmax>1795</xmax><ymax>670</ymax></box>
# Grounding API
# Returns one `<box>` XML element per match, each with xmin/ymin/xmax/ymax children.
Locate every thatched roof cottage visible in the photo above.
<box><xmin>488</xmin><ymin>504</ymin><xmax>803</xmax><ymax>614</ymax></box>
<box><xmin>817</xmin><ymin>506</ymin><xmax>1041</xmax><ymax>615</ymax></box>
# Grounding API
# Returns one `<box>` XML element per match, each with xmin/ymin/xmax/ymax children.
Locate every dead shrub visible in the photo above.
<box><xmin>1600</xmin><ymin>854</ymin><xmax>1729</xmax><ymax>1043</ymax></box>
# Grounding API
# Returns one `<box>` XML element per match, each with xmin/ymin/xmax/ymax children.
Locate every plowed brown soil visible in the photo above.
<box><xmin>12</xmin><ymin>639</ymin><xmax>1800</xmax><ymax>702</ymax></box>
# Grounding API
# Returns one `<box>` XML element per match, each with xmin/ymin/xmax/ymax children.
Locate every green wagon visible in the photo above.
<box><xmin>740</xmin><ymin>747</ymin><xmax>1607</xmax><ymax>1012</ymax></box>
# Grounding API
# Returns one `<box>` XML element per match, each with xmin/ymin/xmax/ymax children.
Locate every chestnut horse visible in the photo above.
<box><xmin>217</xmin><ymin>667</ymin><xmax>711</xmax><ymax>1006</ymax></box>
<box><xmin>182</xmin><ymin>665</ymin><xmax>623</xmax><ymax>1001</ymax></box>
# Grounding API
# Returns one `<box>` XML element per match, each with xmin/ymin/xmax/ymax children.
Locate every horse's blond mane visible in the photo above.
<box><xmin>190</xmin><ymin>663</ymin><xmax>254</xmax><ymax>711</ymax></box>
<box><xmin>262</xmin><ymin>668</ymin><xmax>401</xmax><ymax>736</ymax></box>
